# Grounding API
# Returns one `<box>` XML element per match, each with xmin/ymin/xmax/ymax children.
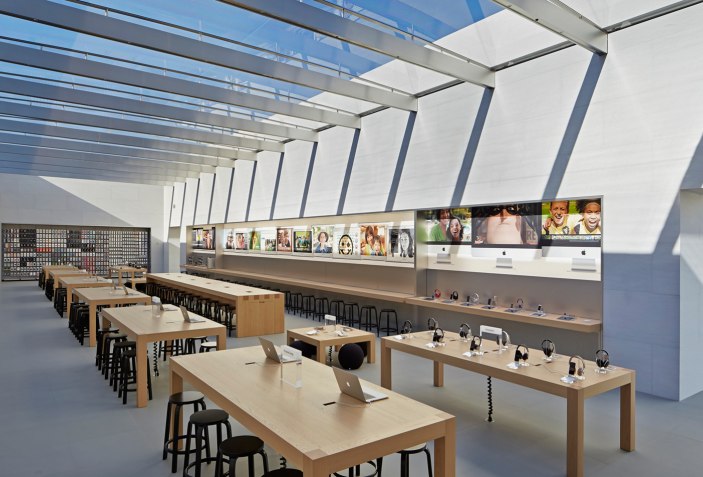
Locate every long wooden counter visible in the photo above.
<box><xmin>147</xmin><ymin>273</ymin><xmax>284</xmax><ymax>338</ymax></box>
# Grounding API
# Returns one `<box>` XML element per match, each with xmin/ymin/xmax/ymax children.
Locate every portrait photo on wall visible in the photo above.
<box><xmin>359</xmin><ymin>224</ymin><xmax>387</xmax><ymax>257</ymax></box>
<box><xmin>223</xmin><ymin>228</ymin><xmax>235</xmax><ymax>250</ymax></box>
<box><xmin>388</xmin><ymin>227</ymin><xmax>415</xmax><ymax>262</ymax></box>
<box><xmin>293</xmin><ymin>230</ymin><xmax>312</xmax><ymax>253</ymax></box>
<box><xmin>234</xmin><ymin>230</ymin><xmax>249</xmax><ymax>251</ymax></box>
<box><xmin>418</xmin><ymin>208</ymin><xmax>472</xmax><ymax>244</ymax></box>
<box><xmin>192</xmin><ymin>227</ymin><xmax>203</xmax><ymax>249</ymax></box>
<box><xmin>276</xmin><ymin>227</ymin><xmax>293</xmax><ymax>253</ymax></box>
<box><xmin>260</xmin><ymin>229</ymin><xmax>277</xmax><ymax>252</ymax></box>
<box><xmin>249</xmin><ymin>230</ymin><xmax>261</xmax><ymax>252</ymax></box>
<box><xmin>312</xmin><ymin>225</ymin><xmax>333</xmax><ymax>254</ymax></box>
<box><xmin>333</xmin><ymin>226</ymin><xmax>359</xmax><ymax>258</ymax></box>
<box><xmin>540</xmin><ymin>198</ymin><xmax>602</xmax><ymax>247</ymax></box>
<box><xmin>472</xmin><ymin>202</ymin><xmax>540</xmax><ymax>248</ymax></box>
<box><xmin>192</xmin><ymin>227</ymin><xmax>215</xmax><ymax>250</ymax></box>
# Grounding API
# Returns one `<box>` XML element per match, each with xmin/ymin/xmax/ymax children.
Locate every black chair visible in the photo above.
<box><xmin>163</xmin><ymin>391</ymin><xmax>207</xmax><ymax>474</ymax></box>
<box><xmin>183</xmin><ymin>409</ymin><xmax>233</xmax><ymax>477</ymax></box>
<box><xmin>215</xmin><ymin>435</ymin><xmax>269</xmax><ymax>477</ymax></box>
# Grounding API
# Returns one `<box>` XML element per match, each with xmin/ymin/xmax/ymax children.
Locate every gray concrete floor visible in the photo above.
<box><xmin>1</xmin><ymin>281</ymin><xmax>702</xmax><ymax>476</ymax></box>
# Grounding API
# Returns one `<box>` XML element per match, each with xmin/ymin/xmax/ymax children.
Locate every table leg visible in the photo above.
<box><xmin>367</xmin><ymin>337</ymin><xmax>376</xmax><ymax>364</ymax></box>
<box><xmin>380</xmin><ymin>340</ymin><xmax>392</xmax><ymax>389</ymax></box>
<box><xmin>434</xmin><ymin>417</ymin><xmax>456</xmax><ymax>477</ymax></box>
<box><xmin>566</xmin><ymin>387</ymin><xmax>585</xmax><ymax>477</ymax></box>
<box><xmin>88</xmin><ymin>303</ymin><xmax>97</xmax><ymax>347</ymax></box>
<box><xmin>316</xmin><ymin>343</ymin><xmax>326</xmax><ymax>364</ymax></box>
<box><xmin>620</xmin><ymin>378</ymin><xmax>636</xmax><ymax>451</ymax></box>
<box><xmin>433</xmin><ymin>361</ymin><xmax>444</xmax><ymax>387</ymax></box>
<box><xmin>169</xmin><ymin>363</ymin><xmax>184</xmax><ymax>446</ymax></box>
<box><xmin>136</xmin><ymin>337</ymin><xmax>148</xmax><ymax>408</ymax></box>
<box><xmin>216</xmin><ymin>330</ymin><xmax>227</xmax><ymax>351</ymax></box>
<box><xmin>287</xmin><ymin>333</ymin><xmax>294</xmax><ymax>347</ymax></box>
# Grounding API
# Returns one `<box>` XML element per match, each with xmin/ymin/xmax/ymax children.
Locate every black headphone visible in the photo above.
<box><xmin>596</xmin><ymin>349</ymin><xmax>610</xmax><ymax>369</ymax></box>
<box><xmin>516</xmin><ymin>298</ymin><xmax>524</xmax><ymax>309</ymax></box>
<box><xmin>470</xmin><ymin>335</ymin><xmax>482</xmax><ymax>351</ymax></box>
<box><xmin>401</xmin><ymin>320</ymin><xmax>413</xmax><ymax>334</ymax></box>
<box><xmin>514</xmin><ymin>344</ymin><xmax>529</xmax><ymax>363</ymax></box>
<box><xmin>541</xmin><ymin>339</ymin><xmax>555</xmax><ymax>358</ymax></box>
<box><xmin>433</xmin><ymin>327</ymin><xmax>445</xmax><ymax>343</ymax></box>
<box><xmin>497</xmin><ymin>330</ymin><xmax>510</xmax><ymax>348</ymax></box>
<box><xmin>427</xmin><ymin>317</ymin><xmax>438</xmax><ymax>331</ymax></box>
<box><xmin>459</xmin><ymin>323</ymin><xmax>471</xmax><ymax>339</ymax></box>
<box><xmin>450</xmin><ymin>290</ymin><xmax>459</xmax><ymax>301</ymax></box>
<box><xmin>569</xmin><ymin>355</ymin><xmax>586</xmax><ymax>377</ymax></box>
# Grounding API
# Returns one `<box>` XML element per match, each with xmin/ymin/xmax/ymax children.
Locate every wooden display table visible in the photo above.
<box><xmin>406</xmin><ymin>296</ymin><xmax>602</xmax><ymax>333</ymax></box>
<box><xmin>287</xmin><ymin>326</ymin><xmax>376</xmax><ymax>364</ymax></box>
<box><xmin>380</xmin><ymin>331</ymin><xmax>635</xmax><ymax>477</ymax></box>
<box><xmin>170</xmin><ymin>346</ymin><xmax>456</xmax><ymax>476</ymax></box>
<box><xmin>146</xmin><ymin>273</ymin><xmax>284</xmax><ymax>338</ymax></box>
<box><xmin>59</xmin><ymin>275</ymin><xmax>113</xmax><ymax>318</ymax></box>
<box><xmin>73</xmin><ymin>287</ymin><xmax>151</xmax><ymax>347</ymax></box>
<box><xmin>42</xmin><ymin>265</ymin><xmax>76</xmax><ymax>281</ymax></box>
<box><xmin>49</xmin><ymin>269</ymin><xmax>89</xmax><ymax>290</ymax></box>
<box><xmin>109</xmin><ymin>266</ymin><xmax>147</xmax><ymax>287</ymax></box>
<box><xmin>102</xmin><ymin>305</ymin><xmax>225</xmax><ymax>408</ymax></box>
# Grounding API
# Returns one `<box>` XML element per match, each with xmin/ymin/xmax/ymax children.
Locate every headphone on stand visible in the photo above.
<box><xmin>432</xmin><ymin>327</ymin><xmax>445</xmax><ymax>343</ymax></box>
<box><xmin>497</xmin><ymin>330</ymin><xmax>511</xmax><ymax>350</ymax></box>
<box><xmin>595</xmin><ymin>349</ymin><xmax>610</xmax><ymax>372</ymax></box>
<box><xmin>433</xmin><ymin>288</ymin><xmax>442</xmax><ymax>299</ymax></box>
<box><xmin>514</xmin><ymin>344</ymin><xmax>529</xmax><ymax>363</ymax></box>
<box><xmin>459</xmin><ymin>323</ymin><xmax>471</xmax><ymax>340</ymax></box>
<box><xmin>401</xmin><ymin>320</ymin><xmax>413</xmax><ymax>335</ymax></box>
<box><xmin>568</xmin><ymin>355</ymin><xmax>586</xmax><ymax>378</ymax></box>
<box><xmin>427</xmin><ymin>317</ymin><xmax>438</xmax><ymax>331</ymax></box>
<box><xmin>450</xmin><ymin>290</ymin><xmax>459</xmax><ymax>301</ymax></box>
<box><xmin>470</xmin><ymin>335</ymin><xmax>482</xmax><ymax>352</ymax></box>
<box><xmin>541</xmin><ymin>339</ymin><xmax>555</xmax><ymax>359</ymax></box>
<box><xmin>516</xmin><ymin>298</ymin><xmax>524</xmax><ymax>309</ymax></box>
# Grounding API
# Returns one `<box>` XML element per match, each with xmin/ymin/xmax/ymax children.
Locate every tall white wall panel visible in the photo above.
<box><xmin>273</xmin><ymin>141</ymin><xmax>314</xmax><ymax>219</ymax></box>
<box><xmin>228</xmin><ymin>160</ymin><xmax>254</xmax><ymax>222</ymax></box>
<box><xmin>249</xmin><ymin>151</ymin><xmax>281</xmax><ymax>221</ymax></box>
<box><xmin>194</xmin><ymin>173</ymin><xmax>214</xmax><ymax>225</ymax></box>
<box><xmin>209</xmin><ymin>167</ymin><xmax>233</xmax><ymax>225</ymax></box>
<box><xmin>169</xmin><ymin>182</ymin><xmax>185</xmax><ymax>227</ymax></box>
<box><xmin>182</xmin><ymin>177</ymin><xmax>199</xmax><ymax>226</ymax></box>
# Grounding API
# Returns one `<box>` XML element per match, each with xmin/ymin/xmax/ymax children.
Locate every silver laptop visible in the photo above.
<box><xmin>180</xmin><ymin>305</ymin><xmax>206</xmax><ymax>323</ymax></box>
<box><xmin>332</xmin><ymin>367</ymin><xmax>388</xmax><ymax>403</ymax></box>
<box><xmin>259</xmin><ymin>337</ymin><xmax>299</xmax><ymax>363</ymax></box>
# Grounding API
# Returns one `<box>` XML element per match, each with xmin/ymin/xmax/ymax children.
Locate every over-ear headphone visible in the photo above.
<box><xmin>569</xmin><ymin>355</ymin><xmax>586</xmax><ymax>377</ymax></box>
<box><xmin>427</xmin><ymin>317</ymin><xmax>438</xmax><ymax>331</ymax></box>
<box><xmin>497</xmin><ymin>330</ymin><xmax>510</xmax><ymax>348</ymax></box>
<box><xmin>541</xmin><ymin>339</ymin><xmax>555</xmax><ymax>358</ymax></box>
<box><xmin>459</xmin><ymin>323</ymin><xmax>471</xmax><ymax>339</ymax></box>
<box><xmin>596</xmin><ymin>349</ymin><xmax>610</xmax><ymax>369</ymax></box>
<box><xmin>516</xmin><ymin>298</ymin><xmax>524</xmax><ymax>309</ymax></box>
<box><xmin>433</xmin><ymin>327</ymin><xmax>445</xmax><ymax>343</ymax></box>
<box><xmin>450</xmin><ymin>290</ymin><xmax>459</xmax><ymax>301</ymax></box>
<box><xmin>514</xmin><ymin>344</ymin><xmax>529</xmax><ymax>363</ymax></box>
<box><xmin>433</xmin><ymin>288</ymin><xmax>441</xmax><ymax>299</ymax></box>
<box><xmin>470</xmin><ymin>335</ymin><xmax>482</xmax><ymax>351</ymax></box>
<box><xmin>401</xmin><ymin>320</ymin><xmax>413</xmax><ymax>334</ymax></box>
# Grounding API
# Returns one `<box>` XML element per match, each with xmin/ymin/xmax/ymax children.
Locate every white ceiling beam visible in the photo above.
<box><xmin>0</xmin><ymin>0</ymin><xmax>417</xmax><ymax>111</ymax></box>
<box><xmin>0</xmin><ymin>42</ymin><xmax>360</xmax><ymax>129</ymax></box>
<box><xmin>491</xmin><ymin>0</ymin><xmax>607</xmax><ymax>54</ymax></box>
<box><xmin>0</xmin><ymin>76</ymin><xmax>315</xmax><ymax>142</ymax></box>
<box><xmin>0</xmin><ymin>100</ymin><xmax>285</xmax><ymax>152</ymax></box>
<box><xmin>220</xmin><ymin>0</ymin><xmax>495</xmax><ymax>88</ymax></box>
<box><xmin>0</xmin><ymin>165</ymin><xmax>174</xmax><ymax>186</ymax></box>
<box><xmin>0</xmin><ymin>118</ymin><xmax>245</xmax><ymax>163</ymax></box>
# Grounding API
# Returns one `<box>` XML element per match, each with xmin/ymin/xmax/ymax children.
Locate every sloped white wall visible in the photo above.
<box><xmin>194</xmin><ymin>172</ymin><xmax>214</xmax><ymax>225</ymax></box>
<box><xmin>209</xmin><ymin>167</ymin><xmax>234</xmax><ymax>224</ymax></box>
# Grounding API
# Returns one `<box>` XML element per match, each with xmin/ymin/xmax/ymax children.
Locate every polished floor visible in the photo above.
<box><xmin>1</xmin><ymin>281</ymin><xmax>702</xmax><ymax>477</ymax></box>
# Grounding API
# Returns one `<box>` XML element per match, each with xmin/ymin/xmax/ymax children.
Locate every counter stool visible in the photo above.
<box><xmin>199</xmin><ymin>341</ymin><xmax>217</xmax><ymax>353</ymax></box>
<box><xmin>183</xmin><ymin>409</ymin><xmax>233</xmax><ymax>477</ymax></box>
<box><xmin>45</xmin><ymin>279</ymin><xmax>54</xmax><ymax>300</ymax></box>
<box><xmin>163</xmin><ymin>391</ymin><xmax>207</xmax><ymax>474</ymax></box>
<box><xmin>290</xmin><ymin>293</ymin><xmax>303</xmax><ymax>316</ymax></box>
<box><xmin>101</xmin><ymin>333</ymin><xmax>128</xmax><ymax>378</ymax></box>
<box><xmin>184</xmin><ymin>337</ymin><xmax>208</xmax><ymax>355</ymax></box>
<box><xmin>159</xmin><ymin>339</ymin><xmax>184</xmax><ymax>361</ymax></box>
<box><xmin>333</xmin><ymin>459</ymin><xmax>382</xmax><ymax>477</ymax></box>
<box><xmin>329</xmin><ymin>300</ymin><xmax>345</xmax><ymax>322</ymax></box>
<box><xmin>378</xmin><ymin>309</ymin><xmax>399</xmax><ymax>336</ymax></box>
<box><xmin>215</xmin><ymin>435</ymin><xmax>269</xmax><ymax>477</ymax></box>
<box><xmin>219</xmin><ymin>305</ymin><xmax>236</xmax><ymax>337</ymax></box>
<box><xmin>118</xmin><ymin>348</ymin><xmax>153</xmax><ymax>405</ymax></box>
<box><xmin>394</xmin><ymin>443</ymin><xmax>433</xmax><ymax>477</ymax></box>
<box><xmin>54</xmin><ymin>287</ymin><xmax>67</xmax><ymax>317</ymax></box>
<box><xmin>261</xmin><ymin>469</ymin><xmax>302</xmax><ymax>477</ymax></box>
<box><xmin>343</xmin><ymin>303</ymin><xmax>360</xmax><ymax>328</ymax></box>
<box><xmin>359</xmin><ymin>306</ymin><xmax>378</xmax><ymax>334</ymax></box>
<box><xmin>301</xmin><ymin>295</ymin><xmax>315</xmax><ymax>319</ymax></box>
<box><xmin>110</xmin><ymin>341</ymin><xmax>136</xmax><ymax>391</ymax></box>
<box><xmin>313</xmin><ymin>297</ymin><xmax>329</xmax><ymax>322</ymax></box>
<box><xmin>96</xmin><ymin>327</ymin><xmax>120</xmax><ymax>369</ymax></box>
<box><xmin>283</xmin><ymin>290</ymin><xmax>292</xmax><ymax>312</ymax></box>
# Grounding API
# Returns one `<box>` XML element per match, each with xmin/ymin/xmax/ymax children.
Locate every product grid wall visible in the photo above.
<box><xmin>170</xmin><ymin>6</ymin><xmax>703</xmax><ymax>400</ymax></box>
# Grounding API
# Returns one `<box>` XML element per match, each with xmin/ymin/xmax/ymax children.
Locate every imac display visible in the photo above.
<box><xmin>293</xmin><ymin>230</ymin><xmax>312</xmax><ymax>253</ymax></box>
<box><xmin>540</xmin><ymin>198</ymin><xmax>602</xmax><ymax>247</ymax></box>
<box><xmin>312</xmin><ymin>226</ymin><xmax>333</xmax><ymax>254</ymax></box>
<box><xmin>472</xmin><ymin>202</ymin><xmax>540</xmax><ymax>248</ymax></box>
<box><xmin>192</xmin><ymin>227</ymin><xmax>215</xmax><ymax>250</ymax></box>
<box><xmin>276</xmin><ymin>228</ymin><xmax>292</xmax><ymax>253</ymax></box>
<box><xmin>223</xmin><ymin>229</ymin><xmax>235</xmax><ymax>250</ymax></box>
<box><xmin>333</xmin><ymin>226</ymin><xmax>359</xmax><ymax>258</ymax></box>
<box><xmin>234</xmin><ymin>230</ymin><xmax>249</xmax><ymax>251</ymax></box>
<box><xmin>419</xmin><ymin>208</ymin><xmax>472</xmax><ymax>244</ymax></box>
<box><xmin>260</xmin><ymin>229</ymin><xmax>277</xmax><ymax>252</ymax></box>
<box><xmin>249</xmin><ymin>230</ymin><xmax>261</xmax><ymax>252</ymax></box>
<box><xmin>359</xmin><ymin>224</ymin><xmax>387</xmax><ymax>257</ymax></box>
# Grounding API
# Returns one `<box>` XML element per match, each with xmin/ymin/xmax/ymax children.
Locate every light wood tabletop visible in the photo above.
<box><xmin>110</xmin><ymin>265</ymin><xmax>147</xmax><ymax>287</ymax></box>
<box><xmin>49</xmin><ymin>269</ymin><xmax>89</xmax><ymax>289</ymax></box>
<box><xmin>102</xmin><ymin>305</ymin><xmax>225</xmax><ymax>408</ymax></box>
<box><xmin>147</xmin><ymin>273</ymin><xmax>284</xmax><ymax>337</ymax></box>
<box><xmin>73</xmin><ymin>287</ymin><xmax>151</xmax><ymax>347</ymax></box>
<box><xmin>58</xmin><ymin>275</ymin><xmax>113</xmax><ymax>318</ymax></box>
<box><xmin>170</xmin><ymin>346</ymin><xmax>455</xmax><ymax>476</ymax></box>
<box><xmin>42</xmin><ymin>265</ymin><xmax>76</xmax><ymax>280</ymax></box>
<box><xmin>381</xmin><ymin>331</ymin><xmax>635</xmax><ymax>477</ymax></box>
<box><xmin>287</xmin><ymin>326</ymin><xmax>376</xmax><ymax>364</ymax></box>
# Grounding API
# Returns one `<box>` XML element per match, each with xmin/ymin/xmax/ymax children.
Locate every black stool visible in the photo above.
<box><xmin>163</xmin><ymin>392</ymin><xmax>207</xmax><ymax>473</ymax></box>
<box><xmin>395</xmin><ymin>444</ymin><xmax>432</xmax><ymax>477</ymax></box>
<box><xmin>378</xmin><ymin>309</ymin><xmax>399</xmax><ymax>336</ymax></box>
<box><xmin>183</xmin><ymin>409</ymin><xmax>233</xmax><ymax>477</ymax></box>
<box><xmin>110</xmin><ymin>341</ymin><xmax>136</xmax><ymax>391</ymax></box>
<box><xmin>261</xmin><ymin>469</ymin><xmax>303</xmax><ymax>476</ymax></box>
<box><xmin>95</xmin><ymin>327</ymin><xmax>120</xmax><ymax>369</ymax></box>
<box><xmin>359</xmin><ymin>306</ymin><xmax>378</xmax><ymax>334</ymax></box>
<box><xmin>333</xmin><ymin>459</ymin><xmax>383</xmax><ymax>477</ymax></box>
<box><xmin>329</xmin><ymin>300</ymin><xmax>345</xmax><ymax>322</ymax></box>
<box><xmin>290</xmin><ymin>293</ymin><xmax>303</xmax><ymax>316</ymax></box>
<box><xmin>343</xmin><ymin>303</ymin><xmax>360</xmax><ymax>328</ymax></box>
<box><xmin>101</xmin><ymin>333</ymin><xmax>128</xmax><ymax>378</ymax></box>
<box><xmin>216</xmin><ymin>435</ymin><xmax>269</xmax><ymax>477</ymax></box>
<box><xmin>199</xmin><ymin>341</ymin><xmax>217</xmax><ymax>353</ymax></box>
<box><xmin>301</xmin><ymin>295</ymin><xmax>315</xmax><ymax>319</ymax></box>
<box><xmin>118</xmin><ymin>348</ymin><xmax>153</xmax><ymax>405</ymax></box>
<box><xmin>313</xmin><ymin>297</ymin><xmax>329</xmax><ymax>321</ymax></box>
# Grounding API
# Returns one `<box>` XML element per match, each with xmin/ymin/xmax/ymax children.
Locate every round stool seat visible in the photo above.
<box><xmin>199</xmin><ymin>341</ymin><xmax>218</xmax><ymax>352</ymax></box>
<box><xmin>338</xmin><ymin>343</ymin><xmax>365</xmax><ymax>370</ymax></box>
<box><xmin>219</xmin><ymin>435</ymin><xmax>265</xmax><ymax>458</ymax></box>
<box><xmin>190</xmin><ymin>408</ymin><xmax>229</xmax><ymax>426</ymax></box>
<box><xmin>262</xmin><ymin>469</ymin><xmax>303</xmax><ymax>476</ymax></box>
<box><xmin>169</xmin><ymin>391</ymin><xmax>205</xmax><ymax>405</ymax></box>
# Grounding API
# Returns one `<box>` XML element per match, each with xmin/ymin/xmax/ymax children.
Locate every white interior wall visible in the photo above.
<box><xmin>194</xmin><ymin>172</ymin><xmax>214</xmax><ymax>225</ymax></box>
<box><xmin>249</xmin><ymin>151</ymin><xmax>281</xmax><ymax>221</ymax></box>
<box><xmin>170</xmin><ymin>182</ymin><xmax>185</xmax><ymax>227</ymax></box>
<box><xmin>228</xmin><ymin>160</ymin><xmax>254</xmax><ymax>222</ymax></box>
<box><xmin>0</xmin><ymin>173</ymin><xmax>167</xmax><ymax>273</ymax></box>
<box><xmin>182</xmin><ymin>177</ymin><xmax>199</xmax><ymax>226</ymax></box>
<box><xmin>209</xmin><ymin>167</ymin><xmax>233</xmax><ymax>224</ymax></box>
